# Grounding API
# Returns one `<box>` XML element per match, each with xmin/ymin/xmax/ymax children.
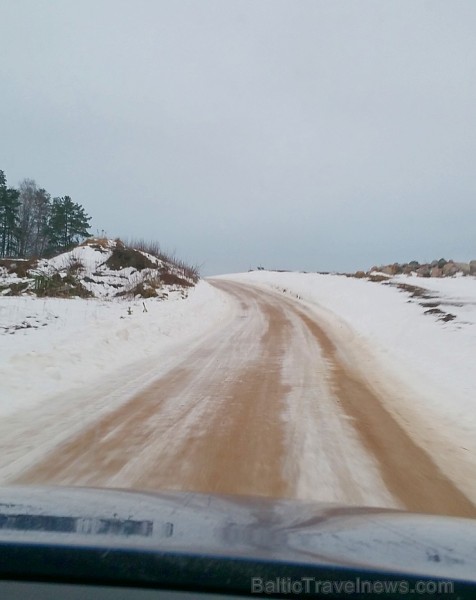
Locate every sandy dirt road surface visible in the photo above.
<box><xmin>10</xmin><ymin>280</ymin><xmax>476</xmax><ymax>517</ymax></box>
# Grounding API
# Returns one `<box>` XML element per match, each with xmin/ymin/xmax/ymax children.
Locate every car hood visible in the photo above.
<box><xmin>0</xmin><ymin>486</ymin><xmax>475</xmax><ymax>588</ymax></box>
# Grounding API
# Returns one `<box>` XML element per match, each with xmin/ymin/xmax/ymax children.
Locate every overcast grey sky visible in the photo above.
<box><xmin>1</xmin><ymin>1</ymin><xmax>475</xmax><ymax>274</ymax></box>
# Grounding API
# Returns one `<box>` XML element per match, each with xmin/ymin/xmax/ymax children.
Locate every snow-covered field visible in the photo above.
<box><xmin>0</xmin><ymin>238</ymin><xmax>226</xmax><ymax>419</ymax></box>
<box><xmin>0</xmin><ymin>282</ymin><xmax>233</xmax><ymax>418</ymax></box>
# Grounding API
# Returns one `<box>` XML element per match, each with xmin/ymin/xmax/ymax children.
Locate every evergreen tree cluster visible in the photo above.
<box><xmin>0</xmin><ymin>169</ymin><xmax>91</xmax><ymax>258</ymax></box>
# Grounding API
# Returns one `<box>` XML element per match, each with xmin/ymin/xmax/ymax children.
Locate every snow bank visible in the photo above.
<box><xmin>0</xmin><ymin>281</ymin><xmax>233</xmax><ymax>417</ymax></box>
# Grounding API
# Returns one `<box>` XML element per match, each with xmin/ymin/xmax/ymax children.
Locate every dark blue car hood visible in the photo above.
<box><xmin>0</xmin><ymin>486</ymin><xmax>475</xmax><ymax>595</ymax></box>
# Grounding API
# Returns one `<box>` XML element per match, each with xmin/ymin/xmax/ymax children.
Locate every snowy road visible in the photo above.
<box><xmin>10</xmin><ymin>280</ymin><xmax>476</xmax><ymax>517</ymax></box>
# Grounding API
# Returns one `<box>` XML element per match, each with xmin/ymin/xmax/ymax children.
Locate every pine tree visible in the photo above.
<box><xmin>46</xmin><ymin>196</ymin><xmax>91</xmax><ymax>254</ymax></box>
<box><xmin>0</xmin><ymin>170</ymin><xmax>21</xmax><ymax>258</ymax></box>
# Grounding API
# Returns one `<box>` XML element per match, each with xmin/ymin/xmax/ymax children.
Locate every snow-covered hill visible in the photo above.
<box><xmin>0</xmin><ymin>238</ymin><xmax>214</xmax><ymax>418</ymax></box>
<box><xmin>0</xmin><ymin>238</ymin><xmax>197</xmax><ymax>300</ymax></box>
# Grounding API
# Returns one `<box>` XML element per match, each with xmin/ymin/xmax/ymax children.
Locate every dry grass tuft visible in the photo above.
<box><xmin>160</xmin><ymin>270</ymin><xmax>194</xmax><ymax>287</ymax></box>
<box><xmin>124</xmin><ymin>238</ymin><xmax>200</xmax><ymax>282</ymax></box>
<box><xmin>80</xmin><ymin>237</ymin><xmax>110</xmax><ymax>249</ymax></box>
<box><xmin>0</xmin><ymin>258</ymin><xmax>37</xmax><ymax>278</ymax></box>
<box><xmin>105</xmin><ymin>246</ymin><xmax>156</xmax><ymax>271</ymax></box>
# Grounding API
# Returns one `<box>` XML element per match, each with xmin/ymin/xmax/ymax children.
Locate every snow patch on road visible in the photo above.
<box><xmin>280</xmin><ymin>306</ymin><xmax>399</xmax><ymax>508</ymax></box>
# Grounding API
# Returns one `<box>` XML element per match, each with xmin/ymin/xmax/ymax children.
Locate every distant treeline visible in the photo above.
<box><xmin>0</xmin><ymin>169</ymin><xmax>91</xmax><ymax>259</ymax></box>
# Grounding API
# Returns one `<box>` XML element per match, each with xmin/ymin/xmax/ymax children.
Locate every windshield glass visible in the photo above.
<box><xmin>0</xmin><ymin>0</ymin><xmax>475</xmax><ymax>525</ymax></box>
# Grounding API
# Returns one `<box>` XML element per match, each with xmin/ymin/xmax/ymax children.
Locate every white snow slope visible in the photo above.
<box><xmin>0</xmin><ymin>281</ymin><xmax>233</xmax><ymax>418</ymax></box>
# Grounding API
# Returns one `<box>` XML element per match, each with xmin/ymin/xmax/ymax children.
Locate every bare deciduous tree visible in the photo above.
<box><xmin>17</xmin><ymin>178</ymin><xmax>51</xmax><ymax>257</ymax></box>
